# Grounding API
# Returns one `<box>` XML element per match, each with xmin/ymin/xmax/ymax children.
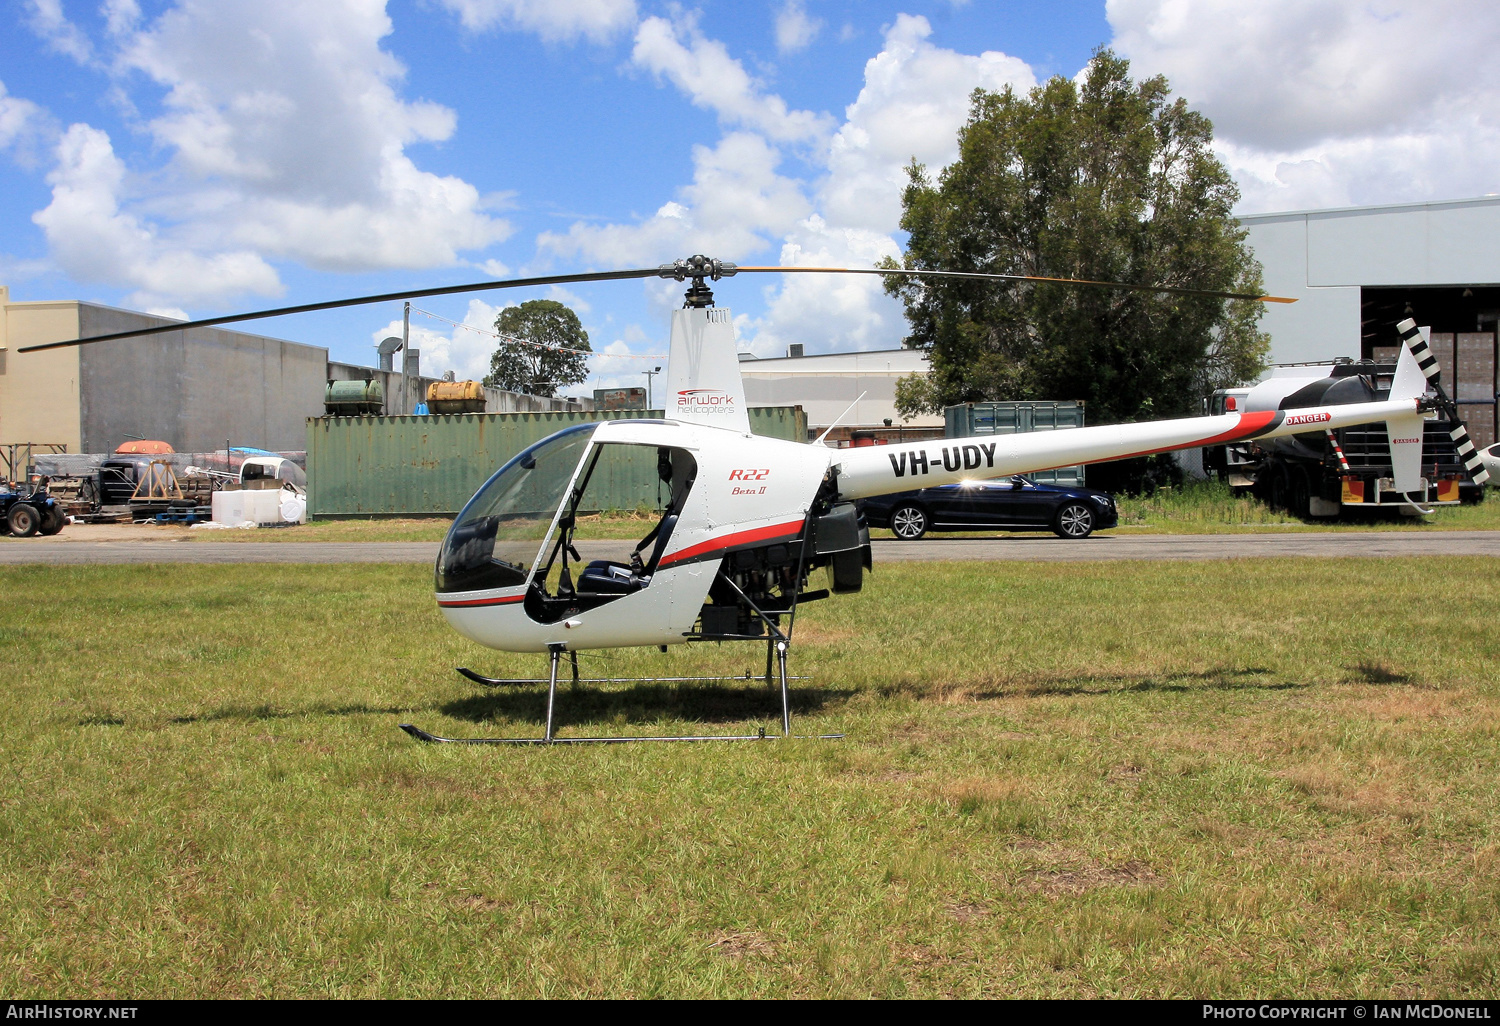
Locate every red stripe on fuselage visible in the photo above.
<box><xmin>657</xmin><ymin>519</ymin><xmax>806</xmax><ymax>569</ymax></box>
<box><xmin>437</xmin><ymin>593</ymin><xmax>526</xmax><ymax>608</ymax></box>
<box><xmin>1197</xmin><ymin>410</ymin><xmax>1280</xmax><ymax>446</ymax></box>
<box><xmin>1059</xmin><ymin>410</ymin><xmax>1283</xmax><ymax>469</ymax></box>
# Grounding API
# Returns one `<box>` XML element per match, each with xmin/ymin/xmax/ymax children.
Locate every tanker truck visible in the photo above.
<box><xmin>1203</xmin><ymin>354</ymin><xmax>1484</xmax><ymax>517</ymax></box>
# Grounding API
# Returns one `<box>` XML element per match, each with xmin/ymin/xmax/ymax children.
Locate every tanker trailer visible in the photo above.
<box><xmin>1204</xmin><ymin>359</ymin><xmax>1482</xmax><ymax>517</ymax></box>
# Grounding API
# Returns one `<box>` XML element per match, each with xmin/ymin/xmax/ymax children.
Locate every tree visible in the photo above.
<box><xmin>483</xmin><ymin>299</ymin><xmax>591</xmax><ymax>397</ymax></box>
<box><xmin>885</xmin><ymin>50</ymin><xmax>1269</xmax><ymax>492</ymax></box>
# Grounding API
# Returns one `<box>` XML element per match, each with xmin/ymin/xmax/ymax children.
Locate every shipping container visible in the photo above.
<box><xmin>944</xmin><ymin>400</ymin><xmax>1086</xmax><ymax>486</ymax></box>
<box><xmin>306</xmin><ymin>407</ymin><xmax>808</xmax><ymax>516</ymax></box>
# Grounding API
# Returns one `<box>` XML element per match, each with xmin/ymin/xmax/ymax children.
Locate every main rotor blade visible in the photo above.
<box><xmin>734</xmin><ymin>266</ymin><xmax>1296</xmax><ymax>304</ymax></box>
<box><xmin>17</xmin><ymin>267</ymin><xmax>662</xmax><ymax>353</ymax></box>
<box><xmin>19</xmin><ymin>258</ymin><xmax>1292</xmax><ymax>354</ymax></box>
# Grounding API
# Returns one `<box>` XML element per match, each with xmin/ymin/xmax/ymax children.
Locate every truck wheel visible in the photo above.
<box><xmin>39</xmin><ymin>508</ymin><xmax>66</xmax><ymax>535</ymax></box>
<box><xmin>1054</xmin><ymin>503</ymin><xmax>1095</xmax><ymax>538</ymax></box>
<box><xmin>7</xmin><ymin>503</ymin><xmax>40</xmax><ymax>538</ymax></box>
<box><xmin>1268</xmin><ymin>467</ymin><xmax>1288</xmax><ymax>511</ymax></box>
<box><xmin>889</xmin><ymin>504</ymin><xmax>929</xmax><ymax>540</ymax></box>
<box><xmin>1289</xmin><ymin>469</ymin><xmax>1311</xmax><ymax>519</ymax></box>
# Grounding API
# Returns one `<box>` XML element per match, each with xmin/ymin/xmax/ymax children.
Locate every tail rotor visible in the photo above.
<box><xmin>1397</xmin><ymin>318</ymin><xmax>1491</xmax><ymax>486</ymax></box>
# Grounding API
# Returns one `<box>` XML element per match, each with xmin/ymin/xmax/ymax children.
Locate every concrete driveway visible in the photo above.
<box><xmin>3</xmin><ymin>531</ymin><xmax>1498</xmax><ymax>564</ymax></box>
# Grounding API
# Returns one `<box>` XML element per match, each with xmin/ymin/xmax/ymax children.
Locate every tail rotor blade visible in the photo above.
<box><xmin>1397</xmin><ymin>317</ymin><xmax>1491</xmax><ymax>485</ymax></box>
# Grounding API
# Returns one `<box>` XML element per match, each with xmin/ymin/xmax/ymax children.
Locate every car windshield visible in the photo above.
<box><xmin>435</xmin><ymin>424</ymin><xmax>597</xmax><ymax>594</ymax></box>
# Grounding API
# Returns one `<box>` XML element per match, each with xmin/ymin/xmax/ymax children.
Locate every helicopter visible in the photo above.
<box><xmin>21</xmin><ymin>254</ymin><xmax>1490</xmax><ymax>745</ymax></box>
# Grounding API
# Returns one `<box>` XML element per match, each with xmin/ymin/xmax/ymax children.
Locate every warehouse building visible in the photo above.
<box><xmin>0</xmin><ymin>286</ymin><xmax>582</xmax><ymax>455</ymax></box>
<box><xmin>739</xmin><ymin>345</ymin><xmax>942</xmax><ymax>444</ymax></box>
<box><xmin>1242</xmin><ymin>195</ymin><xmax>1500</xmax><ymax>448</ymax></box>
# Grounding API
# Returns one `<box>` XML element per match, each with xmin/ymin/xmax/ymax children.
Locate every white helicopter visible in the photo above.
<box><xmin>24</xmin><ymin>255</ymin><xmax>1489</xmax><ymax>744</ymax></box>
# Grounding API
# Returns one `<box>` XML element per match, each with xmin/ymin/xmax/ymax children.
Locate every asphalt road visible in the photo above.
<box><xmin>3</xmin><ymin>531</ymin><xmax>1499</xmax><ymax>565</ymax></box>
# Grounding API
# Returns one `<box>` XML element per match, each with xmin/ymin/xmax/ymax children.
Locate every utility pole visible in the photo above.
<box><xmin>400</xmin><ymin>302</ymin><xmax>410</xmax><ymax>415</ymax></box>
<box><xmin>644</xmin><ymin>365</ymin><xmax>661</xmax><ymax>411</ymax></box>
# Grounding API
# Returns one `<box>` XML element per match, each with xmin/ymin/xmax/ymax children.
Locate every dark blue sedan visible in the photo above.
<box><xmin>858</xmin><ymin>476</ymin><xmax>1119</xmax><ymax>540</ymax></box>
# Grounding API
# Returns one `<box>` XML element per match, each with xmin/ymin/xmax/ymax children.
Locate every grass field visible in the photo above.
<box><xmin>1115</xmin><ymin>480</ymin><xmax>1500</xmax><ymax>533</ymax></box>
<box><xmin>3</xmin><ymin>558</ymin><xmax>1498</xmax><ymax>998</ymax></box>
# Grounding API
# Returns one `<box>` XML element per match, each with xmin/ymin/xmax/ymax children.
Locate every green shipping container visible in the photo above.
<box><xmin>944</xmin><ymin>400</ymin><xmax>1086</xmax><ymax>486</ymax></box>
<box><xmin>306</xmin><ymin>407</ymin><xmax>808</xmax><ymax>516</ymax></box>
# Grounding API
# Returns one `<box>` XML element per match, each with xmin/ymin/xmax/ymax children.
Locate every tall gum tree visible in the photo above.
<box><xmin>484</xmin><ymin>299</ymin><xmax>592</xmax><ymax>398</ymax></box>
<box><xmin>886</xmin><ymin>50</ymin><xmax>1269</xmax><ymax>491</ymax></box>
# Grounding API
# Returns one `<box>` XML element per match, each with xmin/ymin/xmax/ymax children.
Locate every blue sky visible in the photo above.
<box><xmin>2</xmin><ymin>0</ymin><xmax>1497</xmax><ymax>394</ymax></box>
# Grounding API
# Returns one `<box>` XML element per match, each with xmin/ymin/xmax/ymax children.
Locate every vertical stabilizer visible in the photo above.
<box><xmin>1397</xmin><ymin>317</ymin><xmax>1491</xmax><ymax>486</ymax></box>
<box><xmin>1386</xmin><ymin>323</ymin><xmax>1430</xmax><ymax>496</ymax></box>
<box><xmin>664</xmin><ymin>306</ymin><xmax>751</xmax><ymax>433</ymax></box>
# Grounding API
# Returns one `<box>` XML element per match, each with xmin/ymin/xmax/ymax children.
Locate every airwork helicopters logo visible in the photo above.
<box><xmin>677</xmin><ymin>389</ymin><xmax>737</xmax><ymax>414</ymax></box>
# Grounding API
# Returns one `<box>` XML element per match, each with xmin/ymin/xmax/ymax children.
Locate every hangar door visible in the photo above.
<box><xmin>1364</xmin><ymin>287</ymin><xmax>1498</xmax><ymax>450</ymax></box>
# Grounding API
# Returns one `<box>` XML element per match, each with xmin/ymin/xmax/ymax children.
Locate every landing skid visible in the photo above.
<box><xmin>403</xmin><ymin>639</ymin><xmax>839</xmax><ymax>746</ymax></box>
<box><xmin>399</xmin><ymin>724</ymin><xmax>841</xmax><ymax>745</ymax></box>
<box><xmin>456</xmin><ymin>669</ymin><xmax>809</xmax><ymax>687</ymax></box>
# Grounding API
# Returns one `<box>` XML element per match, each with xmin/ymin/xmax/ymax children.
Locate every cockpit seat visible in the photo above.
<box><xmin>577</xmin><ymin>560</ymin><xmax>645</xmax><ymax>596</ymax></box>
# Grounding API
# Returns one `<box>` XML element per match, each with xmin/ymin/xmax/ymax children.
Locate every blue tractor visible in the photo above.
<box><xmin>0</xmin><ymin>484</ymin><xmax>65</xmax><ymax>537</ymax></box>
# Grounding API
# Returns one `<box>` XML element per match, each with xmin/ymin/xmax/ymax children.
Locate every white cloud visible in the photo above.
<box><xmin>102</xmin><ymin>0</ymin><xmax>141</xmax><ymax>37</ymax></box>
<box><xmin>377</xmin><ymin>298</ymin><xmax>504</xmax><ymax>383</ymax></box>
<box><xmin>1108</xmin><ymin>0</ymin><xmax>1500</xmax><ymax>211</ymax></box>
<box><xmin>821</xmin><ymin>13</ymin><xmax>1035</xmax><ymax>231</ymax></box>
<box><xmin>631</xmin><ymin>15</ymin><xmax>834</xmax><ymax>144</ymax></box>
<box><xmin>737</xmin><ymin>215</ymin><xmax>905</xmax><ymax>357</ymax></box>
<box><xmin>119</xmin><ymin>1</ymin><xmax>507</xmax><ymax>265</ymax></box>
<box><xmin>0</xmin><ymin>81</ymin><xmax>46</xmax><ymax>152</ymax></box>
<box><xmin>438</xmin><ymin>0</ymin><xmax>637</xmax><ymax>42</ymax></box>
<box><xmin>538</xmin><ymin>131</ymin><xmax>812</xmax><ymax>266</ymax></box>
<box><xmin>23</xmin><ymin>0</ymin><xmax>510</xmax><ymax>307</ymax></box>
<box><xmin>32</xmin><ymin>123</ymin><xmax>281</xmax><ymax>308</ymax></box>
<box><xmin>775</xmin><ymin>1</ymin><xmax>821</xmax><ymax>54</ymax></box>
<box><xmin>736</xmin><ymin>17</ymin><xmax>1034</xmax><ymax>352</ymax></box>
<box><xmin>585</xmin><ymin>327</ymin><xmax>670</xmax><ymax>392</ymax></box>
<box><xmin>548</xmin><ymin>13</ymin><xmax>1044</xmax><ymax>357</ymax></box>
<box><xmin>25</xmin><ymin>0</ymin><xmax>93</xmax><ymax>63</ymax></box>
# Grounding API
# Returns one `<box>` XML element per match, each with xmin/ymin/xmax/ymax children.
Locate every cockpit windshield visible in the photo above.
<box><xmin>435</xmin><ymin>424</ymin><xmax>596</xmax><ymax>594</ymax></box>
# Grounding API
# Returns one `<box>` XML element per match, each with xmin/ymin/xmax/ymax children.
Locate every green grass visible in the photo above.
<box><xmin>3</xmin><ymin>559</ymin><xmax>1498</xmax><ymax>997</ymax></box>
<box><xmin>1115</xmin><ymin>479</ymin><xmax>1500</xmax><ymax>533</ymax></box>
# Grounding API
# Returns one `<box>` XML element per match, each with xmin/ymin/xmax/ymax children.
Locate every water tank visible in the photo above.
<box><xmin>324</xmin><ymin>378</ymin><xmax>384</xmax><ymax>416</ymax></box>
<box><xmin>425</xmin><ymin>379</ymin><xmax>487</xmax><ymax>414</ymax></box>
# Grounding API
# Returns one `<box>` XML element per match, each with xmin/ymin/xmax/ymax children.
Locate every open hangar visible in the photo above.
<box><xmin>1242</xmin><ymin>195</ymin><xmax>1500</xmax><ymax>450</ymax></box>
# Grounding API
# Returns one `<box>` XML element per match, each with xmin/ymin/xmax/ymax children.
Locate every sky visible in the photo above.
<box><xmin>2</xmin><ymin>0</ymin><xmax>1498</xmax><ymax>396</ymax></box>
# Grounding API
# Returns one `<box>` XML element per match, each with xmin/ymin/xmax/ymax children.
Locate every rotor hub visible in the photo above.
<box><xmin>658</xmin><ymin>254</ymin><xmax>737</xmax><ymax>308</ymax></box>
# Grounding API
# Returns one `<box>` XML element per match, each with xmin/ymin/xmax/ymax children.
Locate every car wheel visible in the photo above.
<box><xmin>1053</xmin><ymin>502</ymin><xmax>1094</xmax><ymax>539</ymax></box>
<box><xmin>889</xmin><ymin>504</ymin><xmax>929</xmax><ymax>540</ymax></box>
<box><xmin>7</xmin><ymin>503</ymin><xmax>40</xmax><ymax>538</ymax></box>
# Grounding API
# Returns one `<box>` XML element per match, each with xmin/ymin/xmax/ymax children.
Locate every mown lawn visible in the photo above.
<box><xmin>2</xmin><ymin>558</ymin><xmax>1497</xmax><ymax>998</ymax></box>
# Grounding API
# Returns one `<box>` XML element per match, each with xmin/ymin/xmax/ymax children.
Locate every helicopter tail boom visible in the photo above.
<box><xmin>836</xmin><ymin>329</ymin><xmax>1442</xmax><ymax>500</ymax></box>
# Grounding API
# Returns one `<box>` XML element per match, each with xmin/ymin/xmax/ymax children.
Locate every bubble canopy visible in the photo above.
<box><xmin>435</xmin><ymin>423</ymin><xmax>597</xmax><ymax>595</ymax></box>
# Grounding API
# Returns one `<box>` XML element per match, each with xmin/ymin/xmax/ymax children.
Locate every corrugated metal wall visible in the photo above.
<box><xmin>306</xmin><ymin>407</ymin><xmax>807</xmax><ymax>516</ymax></box>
